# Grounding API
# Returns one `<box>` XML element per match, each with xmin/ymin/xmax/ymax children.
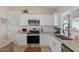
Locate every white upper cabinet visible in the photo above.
<box><xmin>20</xmin><ymin>14</ymin><xmax>29</xmax><ymax>26</ymax></box>
<box><xmin>28</xmin><ymin>15</ymin><xmax>40</xmax><ymax>20</ymax></box>
<box><xmin>20</xmin><ymin>15</ymin><xmax>53</xmax><ymax>26</ymax></box>
<box><xmin>20</xmin><ymin>15</ymin><xmax>40</xmax><ymax>26</ymax></box>
<box><xmin>8</xmin><ymin>11</ymin><xmax>20</xmax><ymax>33</ymax></box>
<box><xmin>8</xmin><ymin>11</ymin><xmax>20</xmax><ymax>26</ymax></box>
<box><xmin>53</xmin><ymin>13</ymin><xmax>60</xmax><ymax>26</ymax></box>
<box><xmin>40</xmin><ymin>15</ymin><xmax>53</xmax><ymax>26</ymax></box>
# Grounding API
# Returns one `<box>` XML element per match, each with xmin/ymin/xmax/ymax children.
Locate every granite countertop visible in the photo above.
<box><xmin>0</xmin><ymin>39</ymin><xmax>14</xmax><ymax>49</ymax></box>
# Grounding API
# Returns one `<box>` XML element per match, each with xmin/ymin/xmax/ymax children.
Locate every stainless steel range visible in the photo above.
<box><xmin>27</xmin><ymin>19</ymin><xmax>40</xmax><ymax>47</ymax></box>
<box><xmin>27</xmin><ymin>28</ymin><xmax>40</xmax><ymax>46</ymax></box>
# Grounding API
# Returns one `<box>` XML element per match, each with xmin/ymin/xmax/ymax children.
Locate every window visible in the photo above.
<box><xmin>72</xmin><ymin>17</ymin><xmax>79</xmax><ymax>30</ymax></box>
<box><xmin>72</xmin><ymin>9</ymin><xmax>79</xmax><ymax>30</ymax></box>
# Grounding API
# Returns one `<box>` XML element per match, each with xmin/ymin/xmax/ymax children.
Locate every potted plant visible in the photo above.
<box><xmin>23</xmin><ymin>9</ymin><xmax>29</xmax><ymax>14</ymax></box>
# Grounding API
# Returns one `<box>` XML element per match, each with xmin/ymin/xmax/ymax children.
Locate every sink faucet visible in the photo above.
<box><xmin>62</xmin><ymin>19</ymin><xmax>71</xmax><ymax>37</ymax></box>
<box><xmin>62</xmin><ymin>23</ymin><xmax>68</xmax><ymax>35</ymax></box>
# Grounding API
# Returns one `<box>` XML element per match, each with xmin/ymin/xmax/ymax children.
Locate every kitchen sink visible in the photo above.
<box><xmin>55</xmin><ymin>35</ymin><xmax>72</xmax><ymax>40</ymax></box>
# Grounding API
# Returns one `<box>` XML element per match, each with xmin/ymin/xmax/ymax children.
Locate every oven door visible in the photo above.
<box><xmin>27</xmin><ymin>35</ymin><xmax>40</xmax><ymax>44</ymax></box>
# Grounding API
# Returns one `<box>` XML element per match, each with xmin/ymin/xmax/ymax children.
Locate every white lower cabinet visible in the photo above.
<box><xmin>54</xmin><ymin>39</ymin><xmax>61</xmax><ymax>52</ymax></box>
<box><xmin>49</xmin><ymin>36</ymin><xmax>61</xmax><ymax>52</ymax></box>
<box><xmin>49</xmin><ymin>39</ymin><xmax>54</xmax><ymax>51</ymax></box>
<box><xmin>16</xmin><ymin>34</ymin><xmax>27</xmax><ymax>46</ymax></box>
<box><xmin>40</xmin><ymin>34</ymin><xmax>49</xmax><ymax>47</ymax></box>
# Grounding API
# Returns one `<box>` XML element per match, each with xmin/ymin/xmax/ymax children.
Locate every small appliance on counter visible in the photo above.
<box><xmin>54</xmin><ymin>26</ymin><xmax>60</xmax><ymax>34</ymax></box>
<box><xmin>22</xmin><ymin>28</ymin><xmax>27</xmax><ymax>32</ymax></box>
<box><xmin>27</xmin><ymin>28</ymin><xmax>40</xmax><ymax>45</ymax></box>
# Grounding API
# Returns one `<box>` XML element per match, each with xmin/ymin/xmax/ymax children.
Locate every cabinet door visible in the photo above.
<box><xmin>53</xmin><ymin>13</ymin><xmax>60</xmax><ymax>26</ymax></box>
<box><xmin>40</xmin><ymin>34</ymin><xmax>45</xmax><ymax>46</ymax></box>
<box><xmin>45</xmin><ymin>34</ymin><xmax>49</xmax><ymax>46</ymax></box>
<box><xmin>40</xmin><ymin>34</ymin><xmax>49</xmax><ymax>46</ymax></box>
<box><xmin>49</xmin><ymin>38</ymin><xmax>54</xmax><ymax>52</ymax></box>
<box><xmin>54</xmin><ymin>39</ymin><xmax>61</xmax><ymax>52</ymax></box>
<box><xmin>28</xmin><ymin>15</ymin><xmax>40</xmax><ymax>20</ymax></box>
<box><xmin>16</xmin><ymin>34</ymin><xmax>27</xmax><ymax>46</ymax></box>
<box><xmin>20</xmin><ymin>14</ymin><xmax>29</xmax><ymax>25</ymax></box>
<box><xmin>8</xmin><ymin>12</ymin><xmax>20</xmax><ymax>37</ymax></box>
<box><xmin>49</xmin><ymin>36</ymin><xmax>56</xmax><ymax>52</ymax></box>
<box><xmin>40</xmin><ymin>15</ymin><xmax>52</xmax><ymax>26</ymax></box>
<box><xmin>8</xmin><ymin>11</ymin><xmax>20</xmax><ymax>26</ymax></box>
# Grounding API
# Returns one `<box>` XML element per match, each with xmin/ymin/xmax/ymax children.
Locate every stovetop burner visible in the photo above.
<box><xmin>27</xmin><ymin>30</ymin><xmax>40</xmax><ymax>34</ymax></box>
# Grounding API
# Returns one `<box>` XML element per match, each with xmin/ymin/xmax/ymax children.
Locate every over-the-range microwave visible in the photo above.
<box><xmin>28</xmin><ymin>19</ymin><xmax>40</xmax><ymax>26</ymax></box>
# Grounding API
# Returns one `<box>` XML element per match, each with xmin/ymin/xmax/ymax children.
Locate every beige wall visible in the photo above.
<box><xmin>0</xmin><ymin>7</ymin><xmax>8</xmax><ymax>40</ymax></box>
<box><xmin>7</xmin><ymin>6</ymin><xmax>54</xmax><ymax>15</ymax></box>
<box><xmin>0</xmin><ymin>6</ymin><xmax>54</xmax><ymax>40</ymax></box>
<box><xmin>0</xmin><ymin>6</ymin><xmax>54</xmax><ymax>19</ymax></box>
